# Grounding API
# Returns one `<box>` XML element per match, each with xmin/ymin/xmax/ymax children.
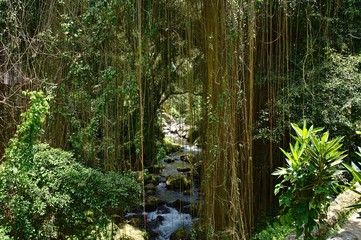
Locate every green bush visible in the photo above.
<box><xmin>252</xmin><ymin>220</ymin><xmax>293</xmax><ymax>240</ymax></box>
<box><xmin>273</xmin><ymin>122</ymin><xmax>346</xmax><ymax>239</ymax></box>
<box><xmin>0</xmin><ymin>91</ymin><xmax>141</xmax><ymax>239</ymax></box>
<box><xmin>256</xmin><ymin>51</ymin><xmax>361</xmax><ymax>151</ymax></box>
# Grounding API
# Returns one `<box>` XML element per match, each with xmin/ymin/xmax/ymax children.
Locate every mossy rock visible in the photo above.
<box><xmin>180</xmin><ymin>154</ymin><xmax>194</xmax><ymax>163</ymax></box>
<box><xmin>177</xmin><ymin>166</ymin><xmax>191</xmax><ymax>173</ymax></box>
<box><xmin>145</xmin><ymin>196</ymin><xmax>160</xmax><ymax>211</ymax></box>
<box><xmin>164</xmin><ymin>137</ymin><xmax>183</xmax><ymax>154</ymax></box>
<box><xmin>166</xmin><ymin>174</ymin><xmax>191</xmax><ymax>190</ymax></box>
<box><xmin>127</xmin><ymin>218</ymin><xmax>142</xmax><ymax>228</ymax></box>
<box><xmin>144</xmin><ymin>174</ymin><xmax>159</xmax><ymax>185</ymax></box>
<box><xmin>145</xmin><ymin>183</ymin><xmax>156</xmax><ymax>191</ymax></box>
<box><xmin>145</xmin><ymin>189</ymin><xmax>156</xmax><ymax>196</ymax></box>
<box><xmin>164</xmin><ymin>157</ymin><xmax>175</xmax><ymax>163</ymax></box>
<box><xmin>115</xmin><ymin>223</ymin><xmax>147</xmax><ymax>240</ymax></box>
<box><xmin>147</xmin><ymin>164</ymin><xmax>165</xmax><ymax>174</ymax></box>
<box><xmin>170</xmin><ymin>227</ymin><xmax>191</xmax><ymax>240</ymax></box>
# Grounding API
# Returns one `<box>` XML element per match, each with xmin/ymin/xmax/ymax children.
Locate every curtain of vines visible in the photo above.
<box><xmin>199</xmin><ymin>0</ymin><xmax>255</xmax><ymax>238</ymax></box>
<box><xmin>1</xmin><ymin>0</ymin><xmax>361</xmax><ymax>239</ymax></box>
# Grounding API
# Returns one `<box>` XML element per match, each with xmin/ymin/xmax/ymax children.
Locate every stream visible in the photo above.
<box><xmin>127</xmin><ymin>133</ymin><xmax>201</xmax><ymax>240</ymax></box>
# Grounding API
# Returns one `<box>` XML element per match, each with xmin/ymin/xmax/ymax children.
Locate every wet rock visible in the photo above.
<box><xmin>180</xmin><ymin>154</ymin><xmax>194</xmax><ymax>163</ymax></box>
<box><xmin>134</xmin><ymin>171</ymin><xmax>145</xmax><ymax>183</ymax></box>
<box><xmin>145</xmin><ymin>196</ymin><xmax>165</xmax><ymax>212</ymax></box>
<box><xmin>159</xmin><ymin>175</ymin><xmax>166</xmax><ymax>183</ymax></box>
<box><xmin>164</xmin><ymin>137</ymin><xmax>182</xmax><ymax>153</ymax></box>
<box><xmin>145</xmin><ymin>173</ymin><xmax>159</xmax><ymax>185</ymax></box>
<box><xmin>156</xmin><ymin>215</ymin><xmax>165</xmax><ymax>223</ymax></box>
<box><xmin>177</xmin><ymin>166</ymin><xmax>191</xmax><ymax>173</ymax></box>
<box><xmin>166</xmin><ymin>174</ymin><xmax>191</xmax><ymax>190</ymax></box>
<box><xmin>148</xmin><ymin>230</ymin><xmax>160</xmax><ymax>239</ymax></box>
<box><xmin>170</xmin><ymin>227</ymin><xmax>191</xmax><ymax>240</ymax></box>
<box><xmin>164</xmin><ymin>157</ymin><xmax>175</xmax><ymax>163</ymax></box>
<box><xmin>170</xmin><ymin>199</ymin><xmax>190</xmax><ymax>212</ymax></box>
<box><xmin>156</xmin><ymin>205</ymin><xmax>171</xmax><ymax>214</ymax></box>
<box><xmin>146</xmin><ymin>189</ymin><xmax>156</xmax><ymax>196</ymax></box>
<box><xmin>148</xmin><ymin>164</ymin><xmax>165</xmax><ymax>174</ymax></box>
<box><xmin>145</xmin><ymin>183</ymin><xmax>156</xmax><ymax>191</ymax></box>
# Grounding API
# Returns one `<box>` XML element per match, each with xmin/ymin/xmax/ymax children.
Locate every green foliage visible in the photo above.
<box><xmin>344</xmin><ymin>131</ymin><xmax>361</xmax><ymax>210</ymax></box>
<box><xmin>156</xmin><ymin>140</ymin><xmax>167</xmax><ymax>162</ymax></box>
<box><xmin>252</xmin><ymin>220</ymin><xmax>293</xmax><ymax>240</ymax></box>
<box><xmin>257</xmin><ymin>51</ymin><xmax>361</xmax><ymax>149</ymax></box>
<box><xmin>273</xmin><ymin>122</ymin><xmax>346</xmax><ymax>239</ymax></box>
<box><xmin>5</xmin><ymin>91</ymin><xmax>52</xmax><ymax>166</ymax></box>
<box><xmin>163</xmin><ymin>137</ymin><xmax>182</xmax><ymax>154</ymax></box>
<box><xmin>0</xmin><ymin>91</ymin><xmax>141</xmax><ymax>239</ymax></box>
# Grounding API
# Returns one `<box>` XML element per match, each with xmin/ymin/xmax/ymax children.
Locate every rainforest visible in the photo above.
<box><xmin>1</xmin><ymin>0</ymin><xmax>361</xmax><ymax>239</ymax></box>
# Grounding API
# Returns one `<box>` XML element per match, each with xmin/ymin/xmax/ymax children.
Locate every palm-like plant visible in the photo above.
<box><xmin>273</xmin><ymin>122</ymin><xmax>346</xmax><ymax>239</ymax></box>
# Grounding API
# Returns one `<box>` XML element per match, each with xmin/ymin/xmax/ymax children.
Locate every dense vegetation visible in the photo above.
<box><xmin>1</xmin><ymin>0</ymin><xmax>361</xmax><ymax>239</ymax></box>
<box><xmin>0</xmin><ymin>91</ymin><xmax>140</xmax><ymax>239</ymax></box>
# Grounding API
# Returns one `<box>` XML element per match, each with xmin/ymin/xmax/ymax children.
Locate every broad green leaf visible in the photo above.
<box><xmin>280</xmin><ymin>148</ymin><xmax>296</xmax><ymax>168</ymax></box>
<box><xmin>291</xmin><ymin>123</ymin><xmax>303</xmax><ymax>139</ymax></box>
<box><xmin>321</xmin><ymin>131</ymin><xmax>329</xmax><ymax>144</ymax></box>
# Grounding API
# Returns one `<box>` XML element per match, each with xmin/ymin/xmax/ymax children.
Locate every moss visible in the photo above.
<box><xmin>170</xmin><ymin>227</ymin><xmax>190</xmax><ymax>240</ymax></box>
<box><xmin>164</xmin><ymin>137</ymin><xmax>182</xmax><ymax>153</ymax></box>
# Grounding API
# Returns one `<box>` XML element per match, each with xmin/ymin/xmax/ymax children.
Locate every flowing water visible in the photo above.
<box><xmin>127</xmin><ymin>133</ymin><xmax>201</xmax><ymax>239</ymax></box>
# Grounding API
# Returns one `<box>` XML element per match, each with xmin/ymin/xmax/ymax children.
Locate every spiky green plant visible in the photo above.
<box><xmin>273</xmin><ymin>122</ymin><xmax>346</xmax><ymax>239</ymax></box>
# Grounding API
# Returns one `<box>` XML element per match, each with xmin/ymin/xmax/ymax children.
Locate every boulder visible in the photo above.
<box><xmin>146</xmin><ymin>174</ymin><xmax>160</xmax><ymax>185</ymax></box>
<box><xmin>147</xmin><ymin>164</ymin><xmax>165</xmax><ymax>174</ymax></box>
<box><xmin>177</xmin><ymin>166</ymin><xmax>191</xmax><ymax>173</ymax></box>
<box><xmin>145</xmin><ymin>196</ymin><xmax>162</xmax><ymax>211</ymax></box>
<box><xmin>156</xmin><ymin>205</ymin><xmax>171</xmax><ymax>214</ymax></box>
<box><xmin>115</xmin><ymin>223</ymin><xmax>147</xmax><ymax>240</ymax></box>
<box><xmin>145</xmin><ymin>183</ymin><xmax>156</xmax><ymax>191</ymax></box>
<box><xmin>164</xmin><ymin>157</ymin><xmax>175</xmax><ymax>163</ymax></box>
<box><xmin>180</xmin><ymin>154</ymin><xmax>194</xmax><ymax>163</ymax></box>
<box><xmin>134</xmin><ymin>172</ymin><xmax>159</xmax><ymax>185</ymax></box>
<box><xmin>146</xmin><ymin>189</ymin><xmax>156</xmax><ymax>196</ymax></box>
<box><xmin>166</xmin><ymin>174</ymin><xmax>191</xmax><ymax>190</ymax></box>
<box><xmin>170</xmin><ymin>199</ymin><xmax>190</xmax><ymax>212</ymax></box>
<box><xmin>156</xmin><ymin>215</ymin><xmax>165</xmax><ymax>223</ymax></box>
<box><xmin>170</xmin><ymin>227</ymin><xmax>191</xmax><ymax>240</ymax></box>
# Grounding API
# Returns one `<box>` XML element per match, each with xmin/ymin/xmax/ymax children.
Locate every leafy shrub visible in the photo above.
<box><xmin>273</xmin><ymin>123</ymin><xmax>346</xmax><ymax>239</ymax></box>
<box><xmin>256</xmin><ymin>51</ymin><xmax>361</xmax><ymax>150</ymax></box>
<box><xmin>0</xmin><ymin>91</ymin><xmax>141</xmax><ymax>239</ymax></box>
<box><xmin>252</xmin><ymin>220</ymin><xmax>293</xmax><ymax>240</ymax></box>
